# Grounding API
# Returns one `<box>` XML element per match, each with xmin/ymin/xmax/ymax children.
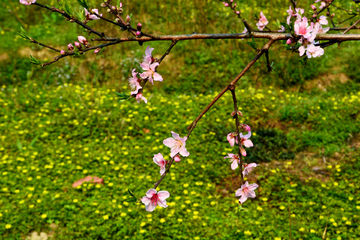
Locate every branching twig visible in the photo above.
<box><xmin>153</xmin><ymin>158</ymin><xmax>175</xmax><ymax>189</ymax></box>
<box><xmin>186</xmin><ymin>39</ymin><xmax>275</xmax><ymax>138</ymax></box>
<box><xmin>33</xmin><ymin>2</ymin><xmax>105</xmax><ymax>38</ymax></box>
<box><xmin>343</xmin><ymin>18</ymin><xmax>360</xmax><ymax>34</ymax></box>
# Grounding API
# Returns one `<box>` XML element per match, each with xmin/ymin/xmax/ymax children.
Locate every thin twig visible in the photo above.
<box><xmin>29</xmin><ymin>38</ymin><xmax>61</xmax><ymax>52</ymax></box>
<box><xmin>229</xmin><ymin>84</ymin><xmax>244</xmax><ymax>186</ymax></box>
<box><xmin>154</xmin><ymin>157</ymin><xmax>175</xmax><ymax>189</ymax></box>
<box><xmin>265</xmin><ymin>50</ymin><xmax>273</xmax><ymax>72</ymax></box>
<box><xmin>33</xmin><ymin>3</ymin><xmax>105</xmax><ymax>38</ymax></box>
<box><xmin>289</xmin><ymin>0</ymin><xmax>296</xmax><ymax>10</ymax></box>
<box><xmin>343</xmin><ymin>18</ymin><xmax>360</xmax><ymax>34</ymax></box>
<box><xmin>186</xmin><ymin>39</ymin><xmax>275</xmax><ymax>138</ymax></box>
<box><xmin>158</xmin><ymin>40</ymin><xmax>178</xmax><ymax>64</ymax></box>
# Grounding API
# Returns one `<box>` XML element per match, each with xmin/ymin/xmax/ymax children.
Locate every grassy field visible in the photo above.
<box><xmin>1</xmin><ymin>0</ymin><xmax>360</xmax><ymax>239</ymax></box>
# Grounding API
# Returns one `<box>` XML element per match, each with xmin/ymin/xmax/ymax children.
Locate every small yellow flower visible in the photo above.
<box><xmin>103</xmin><ymin>215</ymin><xmax>109</xmax><ymax>220</ymax></box>
<box><xmin>41</xmin><ymin>214</ymin><xmax>47</xmax><ymax>219</ymax></box>
<box><xmin>244</xmin><ymin>230</ymin><xmax>252</xmax><ymax>235</ymax></box>
<box><xmin>299</xmin><ymin>227</ymin><xmax>305</xmax><ymax>232</ymax></box>
<box><xmin>140</xmin><ymin>222</ymin><xmax>146</xmax><ymax>227</ymax></box>
<box><xmin>310</xmin><ymin>229</ymin><xmax>315</xmax><ymax>233</ymax></box>
<box><xmin>120</xmin><ymin>212</ymin><xmax>127</xmax><ymax>217</ymax></box>
<box><xmin>160</xmin><ymin>218</ymin><xmax>165</xmax><ymax>223</ymax></box>
<box><xmin>73</xmin><ymin>199</ymin><xmax>78</xmax><ymax>203</ymax></box>
<box><xmin>279</xmin><ymin>206</ymin><xmax>285</xmax><ymax>210</ymax></box>
<box><xmin>5</xmin><ymin>224</ymin><xmax>11</xmax><ymax>229</ymax></box>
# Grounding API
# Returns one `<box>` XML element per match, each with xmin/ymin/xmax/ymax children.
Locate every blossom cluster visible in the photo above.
<box><xmin>141</xmin><ymin>131</ymin><xmax>189</xmax><ymax>212</ymax></box>
<box><xmin>286</xmin><ymin>4</ymin><xmax>329</xmax><ymax>58</ymax></box>
<box><xmin>128</xmin><ymin>46</ymin><xmax>163</xmax><ymax>104</ymax></box>
<box><xmin>226</xmin><ymin>115</ymin><xmax>258</xmax><ymax>204</ymax></box>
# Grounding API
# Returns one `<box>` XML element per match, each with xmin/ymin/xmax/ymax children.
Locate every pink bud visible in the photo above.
<box><xmin>174</xmin><ymin>155</ymin><xmax>181</xmax><ymax>162</ymax></box>
<box><xmin>236</xmin><ymin>11</ymin><xmax>240</xmax><ymax>15</ymax></box>
<box><xmin>224</xmin><ymin>3</ymin><xmax>229</xmax><ymax>7</ymax></box>
<box><xmin>137</xmin><ymin>23</ymin><xmax>142</xmax><ymax>31</ymax></box>
<box><xmin>313</xmin><ymin>14</ymin><xmax>317</xmax><ymax>18</ymax></box>
<box><xmin>94</xmin><ymin>48</ymin><xmax>101</xmax><ymax>54</ymax></box>
<box><xmin>119</xmin><ymin>2</ymin><xmax>122</xmax><ymax>8</ymax></box>
<box><xmin>74</xmin><ymin>41</ymin><xmax>81</xmax><ymax>49</ymax></box>
<box><xmin>311</xmin><ymin>5</ymin><xmax>316</xmax><ymax>10</ymax></box>
<box><xmin>234</xmin><ymin>3</ymin><xmax>236</xmax><ymax>7</ymax></box>
<box><xmin>331</xmin><ymin>13</ymin><xmax>335</xmax><ymax>17</ymax></box>
<box><xmin>78</xmin><ymin>36</ymin><xmax>87</xmax><ymax>45</ymax></box>
<box><xmin>60</xmin><ymin>50</ymin><xmax>65</xmax><ymax>55</ymax></box>
<box><xmin>136</xmin><ymin>31</ymin><xmax>141</xmax><ymax>37</ymax></box>
<box><xmin>327</xmin><ymin>12</ymin><xmax>330</xmax><ymax>16</ymax></box>
<box><xmin>230</xmin><ymin>0</ymin><xmax>233</xmax><ymax>2</ymax></box>
<box><xmin>67</xmin><ymin>43</ymin><xmax>74</xmax><ymax>51</ymax></box>
<box><xmin>126</xmin><ymin>15</ymin><xmax>131</xmax><ymax>22</ymax></box>
<box><xmin>111</xmin><ymin>6</ymin><xmax>116</xmax><ymax>10</ymax></box>
<box><xmin>286</xmin><ymin>38</ymin><xmax>293</xmax><ymax>44</ymax></box>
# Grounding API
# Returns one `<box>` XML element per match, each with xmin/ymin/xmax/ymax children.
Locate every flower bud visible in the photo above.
<box><xmin>311</xmin><ymin>5</ymin><xmax>316</xmax><ymax>10</ymax></box>
<box><xmin>224</xmin><ymin>2</ymin><xmax>229</xmax><ymax>7</ymax></box>
<box><xmin>234</xmin><ymin>3</ymin><xmax>237</xmax><ymax>7</ymax></box>
<box><xmin>326</xmin><ymin>11</ymin><xmax>330</xmax><ymax>16</ymax></box>
<box><xmin>100</xmin><ymin>3</ymin><xmax>106</xmax><ymax>7</ymax></box>
<box><xmin>78</xmin><ymin>36</ymin><xmax>88</xmax><ymax>46</ymax></box>
<box><xmin>94</xmin><ymin>48</ymin><xmax>101</xmax><ymax>54</ymax></box>
<box><xmin>119</xmin><ymin>2</ymin><xmax>122</xmax><ymax>8</ymax></box>
<box><xmin>313</xmin><ymin>14</ymin><xmax>317</xmax><ymax>18</ymax></box>
<box><xmin>230</xmin><ymin>0</ymin><xmax>233</xmax><ymax>2</ymax></box>
<box><xmin>111</xmin><ymin>6</ymin><xmax>116</xmax><ymax>10</ymax></box>
<box><xmin>136</xmin><ymin>31</ymin><xmax>141</xmax><ymax>37</ymax></box>
<box><xmin>286</xmin><ymin>38</ymin><xmax>293</xmax><ymax>44</ymax></box>
<box><xmin>236</xmin><ymin>11</ymin><xmax>240</xmax><ymax>15</ymax></box>
<box><xmin>331</xmin><ymin>13</ymin><xmax>335</xmax><ymax>17</ymax></box>
<box><xmin>60</xmin><ymin>50</ymin><xmax>65</xmax><ymax>55</ymax></box>
<box><xmin>126</xmin><ymin>15</ymin><xmax>131</xmax><ymax>22</ymax></box>
<box><xmin>107</xmin><ymin>9</ymin><xmax>111</xmax><ymax>12</ymax></box>
<box><xmin>74</xmin><ymin>41</ymin><xmax>82</xmax><ymax>50</ymax></box>
<box><xmin>137</xmin><ymin>23</ymin><xmax>142</xmax><ymax>31</ymax></box>
<box><xmin>67</xmin><ymin>43</ymin><xmax>74</xmax><ymax>51</ymax></box>
<box><xmin>174</xmin><ymin>155</ymin><xmax>181</xmax><ymax>162</ymax></box>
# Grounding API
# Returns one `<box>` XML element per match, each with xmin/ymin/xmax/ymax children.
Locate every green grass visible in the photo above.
<box><xmin>1</xmin><ymin>0</ymin><xmax>360</xmax><ymax>239</ymax></box>
<box><xmin>0</xmin><ymin>82</ymin><xmax>359</xmax><ymax>239</ymax></box>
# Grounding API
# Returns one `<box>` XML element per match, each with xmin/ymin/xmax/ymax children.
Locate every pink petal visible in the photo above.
<box><xmin>141</xmin><ymin>196</ymin><xmax>151</xmax><ymax>205</ymax></box>
<box><xmin>163</xmin><ymin>138</ymin><xmax>176</xmax><ymax>148</ymax></box>
<box><xmin>153</xmin><ymin>72</ymin><xmax>163</xmax><ymax>82</ymax></box>
<box><xmin>248</xmin><ymin>183</ymin><xmax>259</xmax><ymax>191</ymax></box>
<box><xmin>243</xmin><ymin>139</ymin><xmax>253</xmax><ymax>148</ymax></box>
<box><xmin>157</xmin><ymin>200</ymin><xmax>168</xmax><ymax>208</ymax></box>
<box><xmin>239</xmin><ymin>195</ymin><xmax>248</xmax><ymax>204</ymax></box>
<box><xmin>231</xmin><ymin>159</ymin><xmax>238</xmax><ymax>170</ymax></box>
<box><xmin>171</xmin><ymin>131</ymin><xmax>180</xmax><ymax>140</ymax></box>
<box><xmin>146</xmin><ymin>188</ymin><xmax>157</xmax><ymax>198</ymax></box>
<box><xmin>145</xmin><ymin>202</ymin><xmax>157</xmax><ymax>212</ymax></box>
<box><xmin>157</xmin><ymin>191</ymin><xmax>170</xmax><ymax>201</ymax></box>
<box><xmin>179</xmin><ymin>147</ymin><xmax>189</xmax><ymax>157</ymax></box>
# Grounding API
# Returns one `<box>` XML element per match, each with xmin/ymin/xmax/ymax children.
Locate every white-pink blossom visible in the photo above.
<box><xmin>85</xmin><ymin>8</ymin><xmax>102</xmax><ymax>20</ymax></box>
<box><xmin>227</xmin><ymin>132</ymin><xmax>238</xmax><ymax>147</ymax></box>
<box><xmin>128</xmin><ymin>69</ymin><xmax>141</xmax><ymax>90</ymax></box>
<box><xmin>256</xmin><ymin>12</ymin><xmax>268</xmax><ymax>31</ymax></box>
<box><xmin>20</xmin><ymin>0</ymin><xmax>36</xmax><ymax>5</ymax></box>
<box><xmin>135</xmin><ymin>92</ymin><xmax>147</xmax><ymax>104</ymax></box>
<box><xmin>141</xmin><ymin>188</ymin><xmax>170</xmax><ymax>212</ymax></box>
<box><xmin>78</xmin><ymin>36</ymin><xmax>89</xmax><ymax>47</ymax></box>
<box><xmin>143</xmin><ymin>46</ymin><xmax>154</xmax><ymax>64</ymax></box>
<box><xmin>163</xmin><ymin>131</ymin><xmax>189</xmax><ymax>158</ymax></box>
<box><xmin>153</xmin><ymin>153</ymin><xmax>166</xmax><ymax>175</ymax></box>
<box><xmin>294</xmin><ymin>17</ymin><xmax>313</xmax><ymax>39</ymax></box>
<box><xmin>306</xmin><ymin>44</ymin><xmax>324</xmax><ymax>58</ymax></box>
<box><xmin>239</xmin><ymin>132</ymin><xmax>253</xmax><ymax>156</ymax></box>
<box><xmin>140</xmin><ymin>62</ymin><xmax>163</xmax><ymax>85</ymax></box>
<box><xmin>224</xmin><ymin>153</ymin><xmax>240</xmax><ymax>170</ymax></box>
<box><xmin>242</xmin><ymin>163</ymin><xmax>258</xmax><ymax>176</ymax></box>
<box><xmin>235</xmin><ymin>181</ymin><xmax>259</xmax><ymax>204</ymax></box>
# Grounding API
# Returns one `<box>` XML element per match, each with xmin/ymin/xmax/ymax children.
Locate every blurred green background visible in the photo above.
<box><xmin>0</xmin><ymin>0</ymin><xmax>360</xmax><ymax>239</ymax></box>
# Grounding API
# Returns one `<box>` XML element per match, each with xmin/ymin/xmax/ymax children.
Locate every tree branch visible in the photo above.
<box><xmin>158</xmin><ymin>40</ymin><xmax>178</xmax><ymax>64</ymax></box>
<box><xmin>343</xmin><ymin>18</ymin><xmax>360</xmax><ymax>34</ymax></box>
<box><xmin>186</xmin><ymin>39</ymin><xmax>275</xmax><ymax>138</ymax></box>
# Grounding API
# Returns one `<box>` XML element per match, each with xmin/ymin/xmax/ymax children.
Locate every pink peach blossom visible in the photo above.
<box><xmin>306</xmin><ymin>44</ymin><xmax>324</xmax><ymax>58</ymax></box>
<box><xmin>163</xmin><ymin>131</ymin><xmax>189</xmax><ymax>158</ymax></box>
<box><xmin>67</xmin><ymin>43</ymin><xmax>74</xmax><ymax>51</ymax></box>
<box><xmin>141</xmin><ymin>188</ymin><xmax>170</xmax><ymax>212</ymax></box>
<box><xmin>78</xmin><ymin>36</ymin><xmax>89</xmax><ymax>47</ymax></box>
<box><xmin>143</xmin><ymin>46</ymin><xmax>154</xmax><ymax>64</ymax></box>
<box><xmin>153</xmin><ymin>153</ymin><xmax>166</xmax><ymax>175</ymax></box>
<box><xmin>256</xmin><ymin>12</ymin><xmax>268</xmax><ymax>31</ymax></box>
<box><xmin>174</xmin><ymin>155</ymin><xmax>181</xmax><ymax>162</ymax></box>
<box><xmin>239</xmin><ymin>132</ymin><xmax>253</xmax><ymax>156</ymax></box>
<box><xmin>128</xmin><ymin>69</ymin><xmax>141</xmax><ymax>90</ymax></box>
<box><xmin>227</xmin><ymin>132</ymin><xmax>239</xmax><ymax>147</ymax></box>
<box><xmin>294</xmin><ymin>17</ymin><xmax>313</xmax><ymax>39</ymax></box>
<box><xmin>224</xmin><ymin>153</ymin><xmax>240</xmax><ymax>170</ymax></box>
<box><xmin>242</xmin><ymin>163</ymin><xmax>258</xmax><ymax>176</ymax></box>
<box><xmin>140</xmin><ymin>62</ymin><xmax>163</xmax><ymax>85</ymax></box>
<box><xmin>20</xmin><ymin>0</ymin><xmax>36</xmax><ymax>5</ymax></box>
<box><xmin>84</xmin><ymin>8</ymin><xmax>102</xmax><ymax>20</ymax></box>
<box><xmin>235</xmin><ymin>181</ymin><xmax>259</xmax><ymax>204</ymax></box>
<box><xmin>135</xmin><ymin>92</ymin><xmax>147</xmax><ymax>104</ymax></box>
